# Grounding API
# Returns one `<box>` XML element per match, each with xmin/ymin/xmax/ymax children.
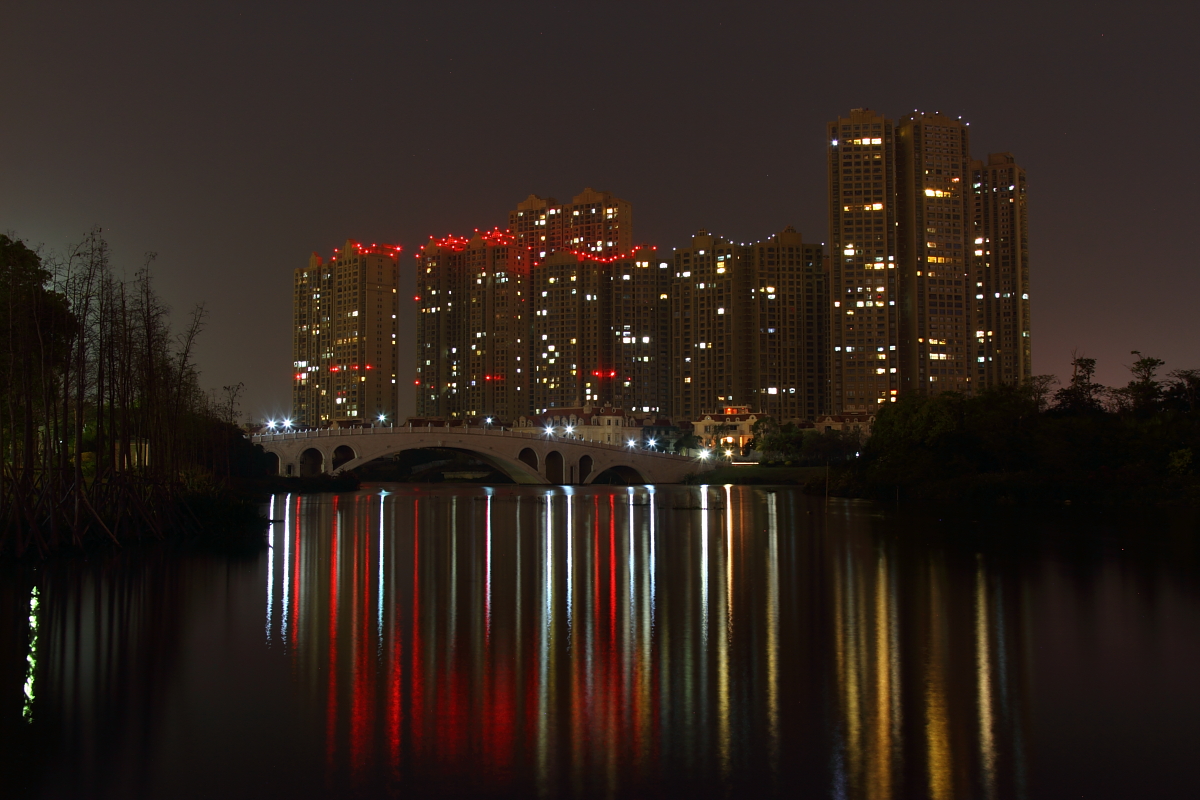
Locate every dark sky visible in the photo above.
<box><xmin>4</xmin><ymin>1</ymin><xmax>1197</xmax><ymax>422</ymax></box>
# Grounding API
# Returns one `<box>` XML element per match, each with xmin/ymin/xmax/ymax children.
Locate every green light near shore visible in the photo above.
<box><xmin>23</xmin><ymin>587</ymin><xmax>39</xmax><ymax>722</ymax></box>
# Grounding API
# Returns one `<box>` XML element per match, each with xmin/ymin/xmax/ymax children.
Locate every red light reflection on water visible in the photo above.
<box><xmin>267</xmin><ymin>489</ymin><xmax>674</xmax><ymax>792</ymax></box>
<box><xmin>257</xmin><ymin>487</ymin><xmax>1038</xmax><ymax>798</ymax></box>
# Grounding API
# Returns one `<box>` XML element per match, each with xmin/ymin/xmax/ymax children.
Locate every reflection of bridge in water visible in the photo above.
<box><xmin>251</xmin><ymin>426</ymin><xmax>712</xmax><ymax>485</ymax></box>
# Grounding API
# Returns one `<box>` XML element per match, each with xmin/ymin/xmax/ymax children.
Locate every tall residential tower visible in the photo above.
<box><xmin>670</xmin><ymin>228</ymin><xmax>826</xmax><ymax>421</ymax></box>
<box><xmin>414</xmin><ymin>229</ymin><xmax>527</xmax><ymax>422</ymax></box>
<box><xmin>895</xmin><ymin>112</ymin><xmax>972</xmax><ymax>397</ymax></box>
<box><xmin>828</xmin><ymin>108</ymin><xmax>1022</xmax><ymax>410</ymax></box>
<box><xmin>827</xmin><ymin>109</ymin><xmax>901</xmax><ymax>412</ymax></box>
<box><xmin>970</xmin><ymin>153</ymin><xmax>1031</xmax><ymax>388</ymax></box>
<box><xmin>528</xmin><ymin>247</ymin><xmax>668</xmax><ymax>414</ymax></box>
<box><xmin>292</xmin><ymin>240</ymin><xmax>401</xmax><ymax>427</ymax></box>
<box><xmin>509</xmin><ymin>188</ymin><xmax>633</xmax><ymax>268</ymax></box>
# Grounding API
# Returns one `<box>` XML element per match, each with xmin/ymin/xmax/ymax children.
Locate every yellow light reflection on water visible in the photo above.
<box><xmin>976</xmin><ymin>556</ymin><xmax>997</xmax><ymax>800</ymax></box>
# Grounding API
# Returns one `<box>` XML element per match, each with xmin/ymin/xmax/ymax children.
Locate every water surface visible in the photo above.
<box><xmin>6</xmin><ymin>485</ymin><xmax>1200</xmax><ymax>798</ymax></box>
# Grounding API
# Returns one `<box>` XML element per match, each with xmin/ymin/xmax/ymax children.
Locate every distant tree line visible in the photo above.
<box><xmin>1</xmin><ymin>231</ymin><xmax>269</xmax><ymax>557</ymax></box>
<box><xmin>748</xmin><ymin>417</ymin><xmax>862</xmax><ymax>466</ymax></box>
<box><xmin>843</xmin><ymin>354</ymin><xmax>1200</xmax><ymax>507</ymax></box>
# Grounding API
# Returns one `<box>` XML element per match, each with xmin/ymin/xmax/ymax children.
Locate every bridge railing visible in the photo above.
<box><xmin>249</xmin><ymin>425</ymin><xmax>700</xmax><ymax>462</ymax></box>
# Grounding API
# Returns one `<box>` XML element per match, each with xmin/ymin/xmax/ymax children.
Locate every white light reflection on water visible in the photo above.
<box><xmin>266</xmin><ymin>495</ymin><xmax>275</xmax><ymax>643</ymax></box>
<box><xmin>766</xmin><ymin>490</ymin><xmax>780</xmax><ymax>784</ymax></box>
<box><xmin>628</xmin><ymin>487</ymin><xmax>636</xmax><ymax>617</ymax></box>
<box><xmin>564</xmin><ymin>487</ymin><xmax>573</xmax><ymax>640</ymax></box>
<box><xmin>378</xmin><ymin>489</ymin><xmax>388</xmax><ymax>650</ymax></box>
<box><xmin>538</xmin><ymin>489</ymin><xmax>554</xmax><ymax>798</ymax></box>
<box><xmin>252</xmin><ymin>486</ymin><xmax>1053</xmax><ymax>800</ymax></box>
<box><xmin>718</xmin><ymin>484</ymin><xmax>733</xmax><ymax>778</ymax></box>
<box><xmin>700</xmin><ymin>485</ymin><xmax>709</xmax><ymax>646</ymax></box>
<box><xmin>649</xmin><ymin>486</ymin><xmax>656</xmax><ymax>620</ymax></box>
<box><xmin>485</xmin><ymin>487</ymin><xmax>494</xmax><ymax>640</ymax></box>
<box><xmin>282</xmin><ymin>494</ymin><xmax>291</xmax><ymax>642</ymax></box>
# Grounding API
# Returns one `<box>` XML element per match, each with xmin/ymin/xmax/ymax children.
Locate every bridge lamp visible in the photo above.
<box><xmin>627</xmin><ymin>439</ymin><xmax>637</xmax><ymax>449</ymax></box>
<box><xmin>564</xmin><ymin>425</ymin><xmax>574</xmax><ymax>437</ymax></box>
<box><xmin>283</xmin><ymin>418</ymin><xmax>293</xmax><ymax>430</ymax></box>
<box><xmin>699</xmin><ymin>449</ymin><xmax>711</xmax><ymax>460</ymax></box>
<box><xmin>266</xmin><ymin>419</ymin><xmax>277</xmax><ymax>430</ymax></box>
<box><xmin>724</xmin><ymin>449</ymin><xmax>734</xmax><ymax>459</ymax></box>
<box><xmin>378</xmin><ymin>413</ymin><xmax>387</xmax><ymax>423</ymax></box>
<box><xmin>647</xmin><ymin>438</ymin><xmax>657</xmax><ymax>449</ymax></box>
<box><xmin>545</xmin><ymin>425</ymin><xmax>555</xmax><ymax>436</ymax></box>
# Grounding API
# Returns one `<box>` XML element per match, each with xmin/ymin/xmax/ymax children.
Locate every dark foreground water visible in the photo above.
<box><xmin>4</xmin><ymin>485</ymin><xmax>1200</xmax><ymax>799</ymax></box>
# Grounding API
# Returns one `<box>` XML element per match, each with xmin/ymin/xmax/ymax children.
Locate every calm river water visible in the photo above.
<box><xmin>5</xmin><ymin>485</ymin><xmax>1200</xmax><ymax>799</ymax></box>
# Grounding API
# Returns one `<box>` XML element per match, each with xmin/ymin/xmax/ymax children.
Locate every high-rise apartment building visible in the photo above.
<box><xmin>529</xmin><ymin>251</ymin><xmax>606</xmax><ymax>413</ymax></box>
<box><xmin>529</xmin><ymin>247</ymin><xmax>668</xmax><ymax>414</ymax></box>
<box><xmin>827</xmin><ymin>108</ymin><xmax>901</xmax><ymax>412</ymax></box>
<box><xmin>828</xmin><ymin>108</ymin><xmax>1013</xmax><ymax>410</ymax></box>
<box><xmin>970</xmin><ymin>153</ymin><xmax>1031</xmax><ymax>388</ymax></box>
<box><xmin>895</xmin><ymin>112</ymin><xmax>972</xmax><ymax>397</ymax></box>
<box><xmin>509</xmin><ymin>188</ymin><xmax>633</xmax><ymax>266</ymax></box>
<box><xmin>413</xmin><ymin>191</ymin><xmax>662</xmax><ymax>423</ymax></box>
<box><xmin>292</xmin><ymin>240</ymin><xmax>401</xmax><ymax>428</ymax></box>
<box><xmin>670</xmin><ymin>231</ymin><xmax>743</xmax><ymax>422</ymax></box>
<box><xmin>608</xmin><ymin>248</ymin><xmax>671</xmax><ymax>415</ymax></box>
<box><xmin>414</xmin><ymin>229</ymin><xmax>527</xmax><ymax>422</ymax></box>
<box><xmin>744</xmin><ymin>228</ymin><xmax>828</xmax><ymax>421</ymax></box>
<box><xmin>670</xmin><ymin>228</ymin><xmax>826</xmax><ymax>422</ymax></box>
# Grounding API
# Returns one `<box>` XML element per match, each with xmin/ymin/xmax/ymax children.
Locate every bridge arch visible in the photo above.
<box><xmin>592</xmin><ymin>464</ymin><xmax>646</xmax><ymax>485</ymax></box>
<box><xmin>334</xmin><ymin>443</ymin><xmax>545</xmax><ymax>485</ymax></box>
<box><xmin>265</xmin><ymin>451</ymin><xmax>280</xmax><ymax>476</ymax></box>
<box><xmin>519</xmin><ymin>448</ymin><xmax>538</xmax><ymax>471</ymax></box>
<box><xmin>332</xmin><ymin>444</ymin><xmax>356</xmax><ymax>470</ymax></box>
<box><xmin>545</xmin><ymin>451</ymin><xmax>564</xmax><ymax>484</ymax></box>
<box><xmin>579</xmin><ymin>455</ymin><xmax>593</xmax><ymax>483</ymax></box>
<box><xmin>299</xmin><ymin>448</ymin><xmax>323</xmax><ymax>477</ymax></box>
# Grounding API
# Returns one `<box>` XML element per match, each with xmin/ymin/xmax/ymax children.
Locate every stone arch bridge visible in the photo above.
<box><xmin>250</xmin><ymin>426</ymin><xmax>713</xmax><ymax>485</ymax></box>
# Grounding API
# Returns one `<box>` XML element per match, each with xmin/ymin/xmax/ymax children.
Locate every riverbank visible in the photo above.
<box><xmin>0</xmin><ymin>482</ymin><xmax>274</xmax><ymax>562</ymax></box>
<box><xmin>686</xmin><ymin>464</ymin><xmax>828</xmax><ymax>485</ymax></box>
<box><xmin>683</xmin><ymin>461</ymin><xmax>1200</xmax><ymax>510</ymax></box>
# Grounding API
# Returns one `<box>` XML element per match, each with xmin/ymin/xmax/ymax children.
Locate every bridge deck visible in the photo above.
<box><xmin>250</xmin><ymin>425</ymin><xmax>698</xmax><ymax>464</ymax></box>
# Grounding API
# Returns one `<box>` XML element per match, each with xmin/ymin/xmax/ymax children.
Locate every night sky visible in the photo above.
<box><xmin>4</xmin><ymin>1</ymin><xmax>1197</xmax><ymax>422</ymax></box>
